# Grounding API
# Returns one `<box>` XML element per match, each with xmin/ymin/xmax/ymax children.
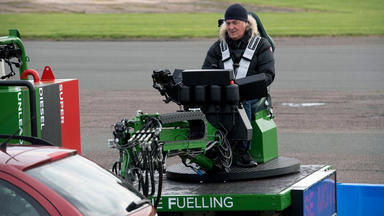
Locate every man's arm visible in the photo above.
<box><xmin>202</xmin><ymin>41</ymin><xmax>221</xmax><ymax>69</ymax></box>
<box><xmin>253</xmin><ymin>38</ymin><xmax>275</xmax><ymax>86</ymax></box>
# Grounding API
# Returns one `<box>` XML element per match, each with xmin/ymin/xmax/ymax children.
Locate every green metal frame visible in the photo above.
<box><xmin>250</xmin><ymin>109</ymin><xmax>278</xmax><ymax>163</ymax></box>
<box><xmin>161</xmin><ymin>121</ymin><xmax>216</xmax><ymax>152</ymax></box>
<box><xmin>118</xmin><ymin>106</ymin><xmax>278</xmax><ymax>176</ymax></box>
<box><xmin>0</xmin><ymin>29</ymin><xmax>28</xmax><ymax>77</ymax></box>
<box><xmin>0</xmin><ymin>30</ymin><xmax>32</xmax><ymax>143</ymax></box>
<box><xmin>119</xmin><ymin>112</ymin><xmax>218</xmax><ymax>175</ymax></box>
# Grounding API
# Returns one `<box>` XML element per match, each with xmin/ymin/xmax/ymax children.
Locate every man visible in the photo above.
<box><xmin>202</xmin><ymin>3</ymin><xmax>275</xmax><ymax>167</ymax></box>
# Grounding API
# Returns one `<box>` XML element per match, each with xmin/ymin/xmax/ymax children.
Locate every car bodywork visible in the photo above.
<box><xmin>0</xmin><ymin>145</ymin><xmax>156</xmax><ymax>216</ymax></box>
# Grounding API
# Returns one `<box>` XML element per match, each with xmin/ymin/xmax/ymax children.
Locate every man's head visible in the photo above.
<box><xmin>224</xmin><ymin>3</ymin><xmax>249</xmax><ymax>41</ymax></box>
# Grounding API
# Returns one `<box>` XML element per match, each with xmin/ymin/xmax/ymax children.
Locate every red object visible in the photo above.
<box><xmin>21</xmin><ymin>69</ymin><xmax>40</xmax><ymax>83</ymax></box>
<box><xmin>41</xmin><ymin>66</ymin><xmax>56</xmax><ymax>81</ymax></box>
<box><xmin>0</xmin><ymin>145</ymin><xmax>156</xmax><ymax>216</ymax></box>
<box><xmin>229</xmin><ymin>80</ymin><xmax>235</xmax><ymax>85</ymax></box>
<box><xmin>0</xmin><ymin>146</ymin><xmax>82</xmax><ymax>215</ymax></box>
<box><xmin>59</xmin><ymin>80</ymin><xmax>81</xmax><ymax>154</ymax></box>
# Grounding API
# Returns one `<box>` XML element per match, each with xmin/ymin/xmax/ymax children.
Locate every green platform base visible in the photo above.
<box><xmin>154</xmin><ymin>165</ymin><xmax>329</xmax><ymax>213</ymax></box>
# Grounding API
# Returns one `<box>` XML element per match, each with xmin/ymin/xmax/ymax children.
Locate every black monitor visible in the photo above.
<box><xmin>182</xmin><ymin>69</ymin><xmax>234</xmax><ymax>86</ymax></box>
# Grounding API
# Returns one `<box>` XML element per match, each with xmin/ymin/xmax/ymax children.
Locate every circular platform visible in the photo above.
<box><xmin>166</xmin><ymin>157</ymin><xmax>301</xmax><ymax>183</ymax></box>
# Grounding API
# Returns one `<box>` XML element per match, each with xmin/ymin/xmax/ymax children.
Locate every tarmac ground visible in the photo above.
<box><xmin>24</xmin><ymin>36</ymin><xmax>384</xmax><ymax>183</ymax></box>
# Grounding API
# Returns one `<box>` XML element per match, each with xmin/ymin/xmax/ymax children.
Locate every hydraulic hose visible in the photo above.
<box><xmin>154</xmin><ymin>159</ymin><xmax>163</xmax><ymax>208</ymax></box>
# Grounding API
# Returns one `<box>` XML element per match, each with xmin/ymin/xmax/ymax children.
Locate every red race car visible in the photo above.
<box><xmin>0</xmin><ymin>139</ymin><xmax>156</xmax><ymax>216</ymax></box>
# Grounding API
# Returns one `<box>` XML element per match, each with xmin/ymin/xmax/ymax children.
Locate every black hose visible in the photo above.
<box><xmin>131</xmin><ymin>150</ymin><xmax>145</xmax><ymax>196</ymax></box>
<box><xmin>112</xmin><ymin>162</ymin><xmax>118</xmax><ymax>175</ymax></box>
<box><xmin>136</xmin><ymin>169</ymin><xmax>145</xmax><ymax>195</ymax></box>
<box><xmin>149</xmin><ymin>151</ymin><xmax>155</xmax><ymax>196</ymax></box>
<box><xmin>154</xmin><ymin>159</ymin><xmax>163</xmax><ymax>208</ymax></box>
<box><xmin>143</xmin><ymin>151</ymin><xmax>149</xmax><ymax>197</ymax></box>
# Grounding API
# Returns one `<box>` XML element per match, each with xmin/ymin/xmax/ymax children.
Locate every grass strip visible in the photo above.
<box><xmin>0</xmin><ymin>0</ymin><xmax>383</xmax><ymax>39</ymax></box>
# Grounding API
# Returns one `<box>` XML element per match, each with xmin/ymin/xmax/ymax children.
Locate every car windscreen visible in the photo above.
<box><xmin>26</xmin><ymin>155</ymin><xmax>145</xmax><ymax>216</ymax></box>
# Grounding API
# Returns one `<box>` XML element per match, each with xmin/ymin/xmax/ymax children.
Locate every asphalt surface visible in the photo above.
<box><xmin>23</xmin><ymin>37</ymin><xmax>384</xmax><ymax>184</ymax></box>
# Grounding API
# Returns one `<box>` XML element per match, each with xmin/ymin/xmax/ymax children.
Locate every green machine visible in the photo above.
<box><xmin>109</xmin><ymin>14</ymin><xmax>337</xmax><ymax>215</ymax></box>
<box><xmin>109</xmin><ymin>69</ymin><xmax>325</xmax><ymax>215</ymax></box>
<box><xmin>109</xmin><ymin>69</ymin><xmax>282</xmax><ymax>179</ymax></box>
<box><xmin>1</xmin><ymin>29</ymin><xmax>35</xmax><ymax>140</ymax></box>
<box><xmin>0</xmin><ymin>29</ymin><xmax>81</xmax><ymax>153</ymax></box>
